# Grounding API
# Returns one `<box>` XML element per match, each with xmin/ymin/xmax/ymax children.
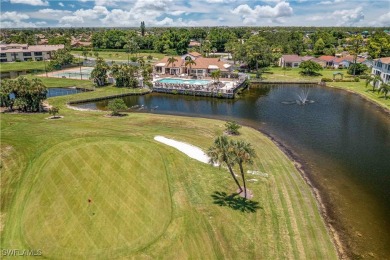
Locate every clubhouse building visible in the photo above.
<box><xmin>0</xmin><ymin>44</ymin><xmax>64</xmax><ymax>62</ymax></box>
<box><xmin>153</xmin><ymin>52</ymin><xmax>232</xmax><ymax>78</ymax></box>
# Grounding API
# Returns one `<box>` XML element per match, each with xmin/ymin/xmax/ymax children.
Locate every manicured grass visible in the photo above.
<box><xmin>72</xmin><ymin>51</ymin><xmax>165</xmax><ymax>61</ymax></box>
<box><xmin>0</xmin><ymin>104</ymin><xmax>338</xmax><ymax>258</ymax></box>
<box><xmin>25</xmin><ymin>75</ymin><xmax>95</xmax><ymax>89</ymax></box>
<box><xmin>0</xmin><ymin>61</ymin><xmax>47</xmax><ymax>73</ymax></box>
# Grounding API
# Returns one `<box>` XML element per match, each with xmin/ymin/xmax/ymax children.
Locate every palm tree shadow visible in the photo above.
<box><xmin>211</xmin><ymin>191</ymin><xmax>262</xmax><ymax>213</ymax></box>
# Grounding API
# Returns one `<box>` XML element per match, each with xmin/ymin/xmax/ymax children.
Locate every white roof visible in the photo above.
<box><xmin>208</xmin><ymin>65</ymin><xmax>219</xmax><ymax>69</ymax></box>
<box><xmin>223</xmin><ymin>64</ymin><xmax>231</xmax><ymax>68</ymax></box>
<box><xmin>155</xmin><ymin>63</ymin><xmax>166</xmax><ymax>66</ymax></box>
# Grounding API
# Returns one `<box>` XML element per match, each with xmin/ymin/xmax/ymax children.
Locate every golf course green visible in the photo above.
<box><xmin>0</xmin><ymin>99</ymin><xmax>338</xmax><ymax>258</ymax></box>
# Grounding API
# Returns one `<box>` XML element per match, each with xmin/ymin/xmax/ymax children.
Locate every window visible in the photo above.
<box><xmin>34</xmin><ymin>52</ymin><xmax>42</xmax><ymax>56</ymax></box>
<box><xmin>23</xmin><ymin>52</ymin><xmax>31</xmax><ymax>57</ymax></box>
<box><xmin>0</xmin><ymin>59</ymin><xmax>7</xmax><ymax>62</ymax></box>
<box><xmin>0</xmin><ymin>53</ymin><xmax>6</xmax><ymax>57</ymax></box>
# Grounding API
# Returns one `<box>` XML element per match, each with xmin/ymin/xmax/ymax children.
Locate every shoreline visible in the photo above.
<box><xmin>327</xmin><ymin>84</ymin><xmax>390</xmax><ymax>116</ymax></box>
<box><xmin>258</xmin><ymin>129</ymin><xmax>347</xmax><ymax>259</ymax></box>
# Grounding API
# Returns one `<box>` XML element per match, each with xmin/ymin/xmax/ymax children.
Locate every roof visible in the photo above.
<box><xmin>375</xmin><ymin>57</ymin><xmax>390</xmax><ymax>64</ymax></box>
<box><xmin>318</xmin><ymin>56</ymin><xmax>337</xmax><ymax>62</ymax></box>
<box><xmin>188</xmin><ymin>40</ymin><xmax>201</xmax><ymax>47</ymax></box>
<box><xmin>0</xmin><ymin>44</ymin><xmax>64</xmax><ymax>53</ymax></box>
<box><xmin>154</xmin><ymin>56</ymin><xmax>183</xmax><ymax>67</ymax></box>
<box><xmin>188</xmin><ymin>51</ymin><xmax>202</xmax><ymax>57</ymax></box>
<box><xmin>281</xmin><ymin>54</ymin><xmax>302</xmax><ymax>63</ymax></box>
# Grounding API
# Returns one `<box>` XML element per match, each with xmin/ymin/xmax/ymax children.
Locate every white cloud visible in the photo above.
<box><xmin>170</xmin><ymin>10</ymin><xmax>186</xmax><ymax>16</ymax></box>
<box><xmin>319</xmin><ymin>0</ymin><xmax>344</xmax><ymax>4</ymax></box>
<box><xmin>58</xmin><ymin>2</ymin><xmax>64</xmax><ymax>7</ymax></box>
<box><xmin>306</xmin><ymin>15</ymin><xmax>324</xmax><ymax>21</ymax></box>
<box><xmin>74</xmin><ymin>5</ymin><xmax>109</xmax><ymax>19</ymax></box>
<box><xmin>155</xmin><ymin>17</ymin><xmax>174</xmax><ymax>26</ymax></box>
<box><xmin>333</xmin><ymin>6</ymin><xmax>364</xmax><ymax>25</ymax></box>
<box><xmin>39</xmin><ymin>8</ymin><xmax>71</xmax><ymax>15</ymax></box>
<box><xmin>231</xmin><ymin>1</ymin><xmax>293</xmax><ymax>24</ymax></box>
<box><xmin>10</xmin><ymin>0</ymin><xmax>49</xmax><ymax>6</ymax></box>
<box><xmin>1</xmin><ymin>11</ymin><xmax>29</xmax><ymax>21</ymax></box>
<box><xmin>378</xmin><ymin>12</ymin><xmax>390</xmax><ymax>26</ymax></box>
<box><xmin>59</xmin><ymin>15</ymin><xmax>84</xmax><ymax>24</ymax></box>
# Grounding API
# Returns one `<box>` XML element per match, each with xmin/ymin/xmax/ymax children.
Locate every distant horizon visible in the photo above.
<box><xmin>1</xmin><ymin>0</ymin><xmax>389</xmax><ymax>28</ymax></box>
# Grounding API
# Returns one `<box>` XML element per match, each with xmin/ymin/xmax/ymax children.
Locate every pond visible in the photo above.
<box><xmin>76</xmin><ymin>85</ymin><xmax>390</xmax><ymax>258</ymax></box>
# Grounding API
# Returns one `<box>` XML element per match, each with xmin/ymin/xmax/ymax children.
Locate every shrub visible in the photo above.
<box><xmin>354</xmin><ymin>77</ymin><xmax>360</xmax><ymax>82</ymax></box>
<box><xmin>147</xmin><ymin>55</ymin><xmax>153</xmax><ymax>60</ymax></box>
<box><xmin>49</xmin><ymin>107</ymin><xmax>60</xmax><ymax>118</ymax></box>
<box><xmin>321</xmin><ymin>77</ymin><xmax>333</xmax><ymax>82</ymax></box>
<box><xmin>107</xmin><ymin>98</ymin><xmax>127</xmax><ymax>116</ymax></box>
<box><xmin>225</xmin><ymin>121</ymin><xmax>241</xmax><ymax>135</ymax></box>
<box><xmin>130</xmin><ymin>56</ymin><xmax>137</xmax><ymax>62</ymax></box>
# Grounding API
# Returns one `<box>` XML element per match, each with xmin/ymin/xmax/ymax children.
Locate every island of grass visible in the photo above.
<box><xmin>1</xmin><ymin>95</ymin><xmax>338</xmax><ymax>259</ymax></box>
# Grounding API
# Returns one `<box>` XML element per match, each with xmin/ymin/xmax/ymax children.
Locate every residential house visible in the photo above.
<box><xmin>188</xmin><ymin>40</ymin><xmax>201</xmax><ymax>48</ymax></box>
<box><xmin>371</xmin><ymin>57</ymin><xmax>390</xmax><ymax>84</ymax></box>
<box><xmin>318</xmin><ymin>56</ymin><xmax>337</xmax><ymax>67</ymax></box>
<box><xmin>154</xmin><ymin>52</ymin><xmax>231</xmax><ymax>77</ymax></box>
<box><xmin>279</xmin><ymin>54</ymin><xmax>320</xmax><ymax>68</ymax></box>
<box><xmin>0</xmin><ymin>44</ymin><xmax>64</xmax><ymax>62</ymax></box>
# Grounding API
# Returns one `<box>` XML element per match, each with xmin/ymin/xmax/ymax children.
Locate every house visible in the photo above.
<box><xmin>0</xmin><ymin>44</ymin><xmax>64</xmax><ymax>62</ymax></box>
<box><xmin>188</xmin><ymin>40</ymin><xmax>201</xmax><ymax>48</ymax></box>
<box><xmin>279</xmin><ymin>55</ymin><xmax>318</xmax><ymax>68</ymax></box>
<box><xmin>279</xmin><ymin>55</ymin><xmax>303</xmax><ymax>68</ymax></box>
<box><xmin>153</xmin><ymin>52</ymin><xmax>231</xmax><ymax>77</ymax></box>
<box><xmin>318</xmin><ymin>56</ymin><xmax>337</xmax><ymax>67</ymax></box>
<box><xmin>371</xmin><ymin>57</ymin><xmax>390</xmax><ymax>84</ymax></box>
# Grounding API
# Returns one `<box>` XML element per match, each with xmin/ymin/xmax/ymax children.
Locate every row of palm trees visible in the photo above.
<box><xmin>166</xmin><ymin>56</ymin><xmax>197</xmax><ymax>76</ymax></box>
<box><xmin>207</xmin><ymin>135</ymin><xmax>256</xmax><ymax>199</ymax></box>
<box><xmin>365</xmin><ymin>75</ymin><xmax>390</xmax><ymax>99</ymax></box>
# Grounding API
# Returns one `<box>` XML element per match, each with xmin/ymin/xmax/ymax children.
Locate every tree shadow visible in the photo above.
<box><xmin>211</xmin><ymin>191</ymin><xmax>262</xmax><ymax>213</ymax></box>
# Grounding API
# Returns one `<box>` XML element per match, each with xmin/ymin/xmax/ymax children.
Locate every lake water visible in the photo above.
<box><xmin>76</xmin><ymin>85</ymin><xmax>390</xmax><ymax>258</ymax></box>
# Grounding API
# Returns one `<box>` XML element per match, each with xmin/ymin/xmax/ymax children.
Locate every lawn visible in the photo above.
<box><xmin>0</xmin><ymin>94</ymin><xmax>338</xmax><ymax>258</ymax></box>
<box><xmin>0</xmin><ymin>61</ymin><xmax>47</xmax><ymax>73</ymax></box>
<box><xmin>72</xmin><ymin>51</ymin><xmax>166</xmax><ymax>62</ymax></box>
<box><xmin>25</xmin><ymin>75</ymin><xmax>95</xmax><ymax>89</ymax></box>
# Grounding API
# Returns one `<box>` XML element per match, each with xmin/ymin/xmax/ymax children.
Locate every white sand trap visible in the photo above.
<box><xmin>154</xmin><ymin>136</ymin><xmax>217</xmax><ymax>166</ymax></box>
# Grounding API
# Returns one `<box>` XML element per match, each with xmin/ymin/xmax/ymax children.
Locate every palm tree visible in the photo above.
<box><xmin>211</xmin><ymin>70</ymin><xmax>221</xmax><ymax>83</ymax></box>
<box><xmin>378</xmin><ymin>82</ymin><xmax>390</xmax><ymax>99</ymax></box>
<box><xmin>166</xmin><ymin>56</ymin><xmax>178</xmax><ymax>75</ymax></box>
<box><xmin>365</xmin><ymin>75</ymin><xmax>382</xmax><ymax>92</ymax></box>
<box><xmin>207</xmin><ymin>136</ymin><xmax>242</xmax><ymax>193</ymax></box>
<box><xmin>185</xmin><ymin>59</ymin><xmax>196</xmax><ymax>76</ymax></box>
<box><xmin>231</xmin><ymin>140</ymin><xmax>256</xmax><ymax>199</ymax></box>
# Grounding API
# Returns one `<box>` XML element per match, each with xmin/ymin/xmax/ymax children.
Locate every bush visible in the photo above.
<box><xmin>354</xmin><ymin>77</ymin><xmax>360</xmax><ymax>82</ymax></box>
<box><xmin>347</xmin><ymin>63</ymin><xmax>368</xmax><ymax>75</ymax></box>
<box><xmin>225</xmin><ymin>121</ymin><xmax>241</xmax><ymax>135</ymax></box>
<box><xmin>49</xmin><ymin>107</ymin><xmax>60</xmax><ymax>118</ymax></box>
<box><xmin>107</xmin><ymin>98</ymin><xmax>127</xmax><ymax>116</ymax></box>
<box><xmin>321</xmin><ymin>77</ymin><xmax>333</xmax><ymax>82</ymax></box>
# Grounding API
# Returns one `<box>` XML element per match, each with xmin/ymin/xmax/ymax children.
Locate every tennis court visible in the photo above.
<box><xmin>45</xmin><ymin>67</ymin><xmax>93</xmax><ymax>80</ymax></box>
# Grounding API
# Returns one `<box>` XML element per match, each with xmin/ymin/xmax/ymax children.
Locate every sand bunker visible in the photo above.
<box><xmin>154</xmin><ymin>136</ymin><xmax>217</xmax><ymax>165</ymax></box>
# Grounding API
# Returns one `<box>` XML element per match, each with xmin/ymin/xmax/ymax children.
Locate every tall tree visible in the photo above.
<box><xmin>184</xmin><ymin>59</ymin><xmax>196</xmax><ymax>76</ymax></box>
<box><xmin>90</xmin><ymin>57</ymin><xmax>109</xmax><ymax>86</ymax></box>
<box><xmin>207</xmin><ymin>136</ymin><xmax>242</xmax><ymax>193</ymax></box>
<box><xmin>140</xmin><ymin>21</ymin><xmax>146</xmax><ymax>37</ymax></box>
<box><xmin>231</xmin><ymin>140</ymin><xmax>256</xmax><ymax>199</ymax></box>
<box><xmin>347</xmin><ymin>35</ymin><xmax>364</xmax><ymax>76</ymax></box>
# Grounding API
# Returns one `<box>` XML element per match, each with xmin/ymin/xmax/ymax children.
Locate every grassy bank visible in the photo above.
<box><xmin>0</xmin><ymin>95</ymin><xmax>338</xmax><ymax>258</ymax></box>
<box><xmin>0</xmin><ymin>61</ymin><xmax>46</xmax><ymax>73</ymax></box>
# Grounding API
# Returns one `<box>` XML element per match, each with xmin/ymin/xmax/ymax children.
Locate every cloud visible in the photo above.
<box><xmin>170</xmin><ymin>10</ymin><xmax>186</xmax><ymax>16</ymax></box>
<box><xmin>0</xmin><ymin>11</ymin><xmax>43</xmax><ymax>28</ymax></box>
<box><xmin>319</xmin><ymin>0</ymin><xmax>344</xmax><ymax>4</ymax></box>
<box><xmin>306</xmin><ymin>15</ymin><xmax>324</xmax><ymax>21</ymax></box>
<box><xmin>10</xmin><ymin>0</ymin><xmax>49</xmax><ymax>6</ymax></box>
<box><xmin>58</xmin><ymin>2</ymin><xmax>64</xmax><ymax>7</ymax></box>
<box><xmin>74</xmin><ymin>5</ymin><xmax>109</xmax><ymax>19</ymax></box>
<box><xmin>1</xmin><ymin>11</ymin><xmax>29</xmax><ymax>22</ymax></box>
<box><xmin>231</xmin><ymin>1</ymin><xmax>293</xmax><ymax>24</ymax></box>
<box><xmin>333</xmin><ymin>6</ymin><xmax>364</xmax><ymax>25</ymax></box>
<box><xmin>59</xmin><ymin>15</ymin><xmax>84</xmax><ymax>24</ymax></box>
<box><xmin>39</xmin><ymin>8</ymin><xmax>71</xmax><ymax>14</ymax></box>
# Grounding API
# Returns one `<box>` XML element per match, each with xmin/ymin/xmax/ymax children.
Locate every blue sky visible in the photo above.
<box><xmin>1</xmin><ymin>0</ymin><xmax>389</xmax><ymax>28</ymax></box>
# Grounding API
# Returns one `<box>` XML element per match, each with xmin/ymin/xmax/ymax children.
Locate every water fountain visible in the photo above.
<box><xmin>282</xmin><ymin>88</ymin><xmax>314</xmax><ymax>105</ymax></box>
